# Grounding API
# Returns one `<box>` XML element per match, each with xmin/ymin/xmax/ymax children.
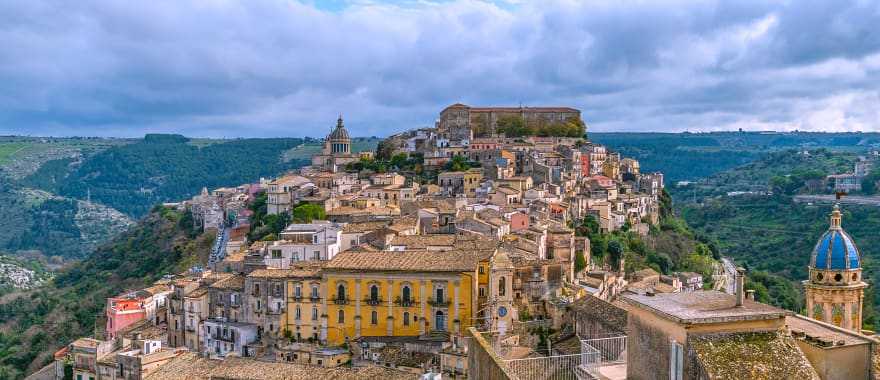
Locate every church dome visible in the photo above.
<box><xmin>328</xmin><ymin>115</ymin><xmax>350</xmax><ymax>141</ymax></box>
<box><xmin>811</xmin><ymin>204</ymin><xmax>860</xmax><ymax>270</ymax></box>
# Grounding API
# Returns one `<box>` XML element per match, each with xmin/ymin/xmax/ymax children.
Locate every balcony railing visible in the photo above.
<box><xmin>331</xmin><ymin>297</ymin><xmax>348</xmax><ymax>305</ymax></box>
<box><xmin>309</xmin><ymin>295</ymin><xmax>321</xmax><ymax>302</ymax></box>
<box><xmin>428</xmin><ymin>297</ymin><xmax>450</xmax><ymax>307</ymax></box>
<box><xmin>363</xmin><ymin>298</ymin><xmax>383</xmax><ymax>306</ymax></box>
<box><xmin>394</xmin><ymin>298</ymin><xmax>417</xmax><ymax>307</ymax></box>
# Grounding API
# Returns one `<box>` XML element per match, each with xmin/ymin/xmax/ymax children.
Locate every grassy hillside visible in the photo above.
<box><xmin>22</xmin><ymin>134</ymin><xmax>308</xmax><ymax>217</ymax></box>
<box><xmin>0</xmin><ymin>207</ymin><xmax>213</xmax><ymax>379</ymax></box>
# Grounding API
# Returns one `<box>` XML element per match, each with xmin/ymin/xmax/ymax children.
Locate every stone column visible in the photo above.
<box><xmin>387</xmin><ymin>280</ymin><xmax>395</xmax><ymax>336</ymax></box>
<box><xmin>420</xmin><ymin>281</ymin><xmax>427</xmax><ymax>335</ymax></box>
<box><xmin>355</xmin><ymin>280</ymin><xmax>362</xmax><ymax>337</ymax></box>
<box><xmin>453</xmin><ymin>280</ymin><xmax>461</xmax><ymax>334</ymax></box>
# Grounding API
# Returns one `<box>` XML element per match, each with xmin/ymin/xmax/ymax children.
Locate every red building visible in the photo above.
<box><xmin>106</xmin><ymin>296</ymin><xmax>146</xmax><ymax>339</ymax></box>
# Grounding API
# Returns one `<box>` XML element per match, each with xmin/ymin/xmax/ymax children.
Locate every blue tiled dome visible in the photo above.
<box><xmin>812</xmin><ymin>229</ymin><xmax>860</xmax><ymax>270</ymax></box>
<box><xmin>811</xmin><ymin>205</ymin><xmax>861</xmax><ymax>270</ymax></box>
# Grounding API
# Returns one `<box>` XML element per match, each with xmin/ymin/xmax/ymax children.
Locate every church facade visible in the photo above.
<box><xmin>803</xmin><ymin>204</ymin><xmax>868</xmax><ymax>331</ymax></box>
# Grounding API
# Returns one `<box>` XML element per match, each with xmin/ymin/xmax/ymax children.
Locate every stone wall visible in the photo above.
<box><xmin>627</xmin><ymin>313</ymin><xmax>672</xmax><ymax>380</ymax></box>
<box><xmin>467</xmin><ymin>327</ymin><xmax>516</xmax><ymax>380</ymax></box>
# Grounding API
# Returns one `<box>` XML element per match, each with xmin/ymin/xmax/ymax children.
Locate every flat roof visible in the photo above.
<box><xmin>786</xmin><ymin>314</ymin><xmax>875</xmax><ymax>347</ymax></box>
<box><xmin>623</xmin><ymin>290</ymin><xmax>790</xmax><ymax>324</ymax></box>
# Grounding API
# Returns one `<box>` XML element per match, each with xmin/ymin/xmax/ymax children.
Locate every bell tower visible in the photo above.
<box><xmin>804</xmin><ymin>204</ymin><xmax>868</xmax><ymax>331</ymax></box>
<box><xmin>489</xmin><ymin>249</ymin><xmax>516</xmax><ymax>334</ymax></box>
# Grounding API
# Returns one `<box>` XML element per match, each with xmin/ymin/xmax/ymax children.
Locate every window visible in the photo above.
<box><xmin>313</xmin><ymin>251</ymin><xmax>321</xmax><ymax>260</ymax></box>
<box><xmin>254</xmin><ymin>284</ymin><xmax>260</xmax><ymax>296</ymax></box>
<box><xmin>256</xmin><ymin>300</ymin><xmax>261</xmax><ymax>311</ymax></box>
<box><xmin>272</xmin><ymin>249</ymin><xmax>282</xmax><ymax>259</ymax></box>
<box><xmin>311</xmin><ymin>285</ymin><xmax>319</xmax><ymax>299</ymax></box>
<box><xmin>479</xmin><ymin>266</ymin><xmax>484</xmax><ymax>274</ymax></box>
<box><xmin>479</xmin><ymin>287</ymin><xmax>486</xmax><ymax>297</ymax></box>
<box><xmin>402</xmin><ymin>286</ymin><xmax>411</xmax><ymax>303</ymax></box>
<box><xmin>403</xmin><ymin>312</ymin><xmax>410</xmax><ymax>326</ymax></box>
<box><xmin>499</xmin><ymin>277</ymin><xmax>506</xmax><ymax>297</ymax></box>
<box><xmin>338</xmin><ymin>310</ymin><xmax>345</xmax><ymax>323</ymax></box>
<box><xmin>436</xmin><ymin>288</ymin><xmax>444</xmax><ymax>303</ymax></box>
<box><xmin>295</xmin><ymin>286</ymin><xmax>302</xmax><ymax>298</ymax></box>
<box><xmin>312</xmin><ymin>307</ymin><xmax>318</xmax><ymax>320</ymax></box>
<box><xmin>295</xmin><ymin>306</ymin><xmax>301</xmax><ymax>320</ymax></box>
<box><xmin>337</xmin><ymin>284</ymin><xmax>346</xmax><ymax>300</ymax></box>
<box><xmin>371</xmin><ymin>311</ymin><xmax>378</xmax><ymax>325</ymax></box>
<box><xmin>370</xmin><ymin>285</ymin><xmax>379</xmax><ymax>302</ymax></box>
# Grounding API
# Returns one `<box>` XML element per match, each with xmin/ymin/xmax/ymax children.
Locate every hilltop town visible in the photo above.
<box><xmin>35</xmin><ymin>105</ymin><xmax>878</xmax><ymax>380</ymax></box>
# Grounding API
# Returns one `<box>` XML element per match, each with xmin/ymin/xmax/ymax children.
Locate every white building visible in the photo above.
<box><xmin>261</xmin><ymin>221</ymin><xmax>344</xmax><ymax>268</ymax></box>
<box><xmin>202</xmin><ymin>318</ymin><xmax>259</xmax><ymax>359</ymax></box>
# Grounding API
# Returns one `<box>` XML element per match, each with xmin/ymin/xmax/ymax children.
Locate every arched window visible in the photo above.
<box><xmin>402</xmin><ymin>286</ymin><xmax>411</xmax><ymax>303</ymax></box>
<box><xmin>832</xmin><ymin>304</ymin><xmax>844</xmax><ymax>327</ymax></box>
<box><xmin>337</xmin><ymin>284</ymin><xmax>346</xmax><ymax>301</ymax></box>
<box><xmin>499</xmin><ymin>277</ymin><xmax>506</xmax><ymax>297</ymax></box>
<box><xmin>371</xmin><ymin>311</ymin><xmax>378</xmax><ymax>325</ymax></box>
<box><xmin>338</xmin><ymin>310</ymin><xmax>345</xmax><ymax>323</ymax></box>
<box><xmin>370</xmin><ymin>285</ymin><xmax>379</xmax><ymax>302</ymax></box>
<box><xmin>403</xmin><ymin>312</ymin><xmax>410</xmax><ymax>326</ymax></box>
<box><xmin>812</xmin><ymin>304</ymin><xmax>824</xmax><ymax>321</ymax></box>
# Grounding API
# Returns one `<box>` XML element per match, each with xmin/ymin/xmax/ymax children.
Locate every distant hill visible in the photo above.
<box><xmin>677</xmin><ymin>150</ymin><xmax>880</xmax><ymax>329</ymax></box>
<box><xmin>0</xmin><ymin>206</ymin><xmax>213</xmax><ymax>378</ymax></box>
<box><xmin>21</xmin><ymin>134</ymin><xmax>309</xmax><ymax>217</ymax></box>
<box><xmin>590</xmin><ymin>131</ymin><xmax>880</xmax><ymax>185</ymax></box>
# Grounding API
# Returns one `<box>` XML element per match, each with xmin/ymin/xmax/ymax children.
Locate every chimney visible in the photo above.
<box><xmin>735</xmin><ymin>267</ymin><xmax>746</xmax><ymax>307</ymax></box>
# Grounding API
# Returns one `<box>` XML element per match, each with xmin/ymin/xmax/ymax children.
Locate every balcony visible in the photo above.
<box><xmin>394</xmin><ymin>297</ymin><xmax>417</xmax><ymax>307</ymax></box>
<box><xmin>309</xmin><ymin>295</ymin><xmax>321</xmax><ymax>302</ymax></box>
<box><xmin>331</xmin><ymin>297</ymin><xmax>349</xmax><ymax>305</ymax></box>
<box><xmin>363</xmin><ymin>298</ymin><xmax>383</xmax><ymax>306</ymax></box>
<box><xmin>428</xmin><ymin>297</ymin><xmax>450</xmax><ymax>307</ymax></box>
<box><xmin>211</xmin><ymin>332</ymin><xmax>236</xmax><ymax>343</ymax></box>
<box><xmin>291</xmin><ymin>295</ymin><xmax>303</xmax><ymax>302</ymax></box>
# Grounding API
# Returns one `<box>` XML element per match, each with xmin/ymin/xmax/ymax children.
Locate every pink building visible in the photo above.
<box><xmin>106</xmin><ymin>296</ymin><xmax>146</xmax><ymax>339</ymax></box>
<box><xmin>509</xmin><ymin>211</ymin><xmax>529</xmax><ymax>231</ymax></box>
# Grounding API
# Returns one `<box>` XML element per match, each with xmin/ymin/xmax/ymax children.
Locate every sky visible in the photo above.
<box><xmin>1</xmin><ymin>0</ymin><xmax>879</xmax><ymax>138</ymax></box>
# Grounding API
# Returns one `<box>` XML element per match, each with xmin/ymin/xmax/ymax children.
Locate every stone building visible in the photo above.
<box><xmin>803</xmin><ymin>204</ymin><xmax>868</xmax><ymax>331</ymax></box>
<box><xmin>438</xmin><ymin>103</ymin><xmax>581</xmax><ymax>141</ymax></box>
<box><xmin>311</xmin><ymin>116</ymin><xmax>360</xmax><ymax>172</ymax></box>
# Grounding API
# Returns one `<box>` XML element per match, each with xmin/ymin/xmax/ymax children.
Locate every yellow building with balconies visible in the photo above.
<box><xmin>319</xmin><ymin>250</ymin><xmax>485</xmax><ymax>345</ymax></box>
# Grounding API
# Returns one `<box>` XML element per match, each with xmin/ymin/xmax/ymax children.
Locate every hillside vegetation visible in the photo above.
<box><xmin>679</xmin><ymin>150</ymin><xmax>880</xmax><ymax>328</ymax></box>
<box><xmin>0</xmin><ymin>207</ymin><xmax>212</xmax><ymax>379</ymax></box>
<box><xmin>22</xmin><ymin>134</ymin><xmax>308</xmax><ymax>217</ymax></box>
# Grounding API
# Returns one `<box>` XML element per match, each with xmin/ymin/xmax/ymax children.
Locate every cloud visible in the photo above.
<box><xmin>0</xmin><ymin>0</ymin><xmax>878</xmax><ymax>137</ymax></box>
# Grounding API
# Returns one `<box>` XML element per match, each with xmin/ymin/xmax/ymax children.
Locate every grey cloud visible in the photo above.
<box><xmin>0</xmin><ymin>0</ymin><xmax>879</xmax><ymax>137</ymax></box>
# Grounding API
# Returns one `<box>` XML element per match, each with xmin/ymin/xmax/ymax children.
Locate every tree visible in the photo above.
<box><xmin>292</xmin><ymin>204</ymin><xmax>326</xmax><ymax>223</ymax></box>
<box><xmin>574</xmin><ymin>250</ymin><xmax>587</xmax><ymax>273</ymax></box>
<box><xmin>445</xmin><ymin>155</ymin><xmax>470</xmax><ymax>172</ymax></box>
<box><xmin>607</xmin><ymin>239</ymin><xmax>623</xmax><ymax>268</ymax></box>
<box><xmin>862</xmin><ymin>168</ymin><xmax>880</xmax><ymax>195</ymax></box>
